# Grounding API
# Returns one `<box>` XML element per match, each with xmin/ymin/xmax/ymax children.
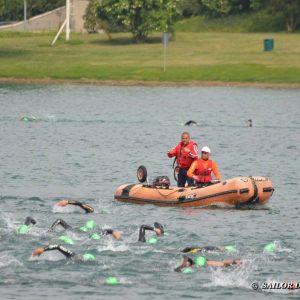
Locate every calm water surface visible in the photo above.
<box><xmin>0</xmin><ymin>84</ymin><xmax>299</xmax><ymax>299</ymax></box>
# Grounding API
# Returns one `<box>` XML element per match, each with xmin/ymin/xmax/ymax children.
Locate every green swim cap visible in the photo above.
<box><xmin>90</xmin><ymin>233</ymin><xmax>101</xmax><ymax>240</ymax></box>
<box><xmin>80</xmin><ymin>220</ymin><xmax>96</xmax><ymax>232</ymax></box>
<box><xmin>105</xmin><ymin>277</ymin><xmax>119</xmax><ymax>285</ymax></box>
<box><xmin>182</xmin><ymin>268</ymin><xmax>193</xmax><ymax>274</ymax></box>
<box><xmin>146</xmin><ymin>237</ymin><xmax>157</xmax><ymax>244</ymax></box>
<box><xmin>224</xmin><ymin>245</ymin><xmax>237</xmax><ymax>253</ymax></box>
<box><xmin>83</xmin><ymin>253</ymin><xmax>96</xmax><ymax>261</ymax></box>
<box><xmin>195</xmin><ymin>256</ymin><xmax>207</xmax><ymax>267</ymax></box>
<box><xmin>263</xmin><ymin>243</ymin><xmax>276</xmax><ymax>252</ymax></box>
<box><xmin>18</xmin><ymin>224</ymin><xmax>29</xmax><ymax>234</ymax></box>
<box><xmin>100</xmin><ymin>208</ymin><xmax>110</xmax><ymax>214</ymax></box>
<box><xmin>59</xmin><ymin>235</ymin><xmax>74</xmax><ymax>245</ymax></box>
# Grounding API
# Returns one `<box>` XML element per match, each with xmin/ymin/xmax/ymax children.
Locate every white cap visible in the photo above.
<box><xmin>201</xmin><ymin>146</ymin><xmax>211</xmax><ymax>154</ymax></box>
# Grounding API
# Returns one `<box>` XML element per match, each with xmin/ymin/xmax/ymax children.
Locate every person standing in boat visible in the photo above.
<box><xmin>167</xmin><ymin>132</ymin><xmax>198</xmax><ymax>187</ymax></box>
<box><xmin>187</xmin><ymin>146</ymin><xmax>221</xmax><ymax>187</ymax></box>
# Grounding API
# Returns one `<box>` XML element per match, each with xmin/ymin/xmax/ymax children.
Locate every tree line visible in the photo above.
<box><xmin>0</xmin><ymin>0</ymin><xmax>64</xmax><ymax>23</ymax></box>
<box><xmin>1</xmin><ymin>0</ymin><xmax>299</xmax><ymax>40</ymax></box>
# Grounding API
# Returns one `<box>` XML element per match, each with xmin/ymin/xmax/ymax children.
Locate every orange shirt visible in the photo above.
<box><xmin>187</xmin><ymin>159</ymin><xmax>221</xmax><ymax>181</ymax></box>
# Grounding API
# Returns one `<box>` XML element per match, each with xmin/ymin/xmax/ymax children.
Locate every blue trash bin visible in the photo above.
<box><xmin>264</xmin><ymin>39</ymin><xmax>274</xmax><ymax>51</ymax></box>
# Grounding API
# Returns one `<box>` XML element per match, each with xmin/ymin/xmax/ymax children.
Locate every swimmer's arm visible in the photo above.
<box><xmin>48</xmin><ymin>218</ymin><xmax>71</xmax><ymax>232</ymax></box>
<box><xmin>102</xmin><ymin>229</ymin><xmax>121</xmax><ymax>240</ymax></box>
<box><xmin>32</xmin><ymin>245</ymin><xmax>75</xmax><ymax>258</ymax></box>
<box><xmin>207</xmin><ymin>259</ymin><xmax>241</xmax><ymax>267</ymax></box>
<box><xmin>138</xmin><ymin>225</ymin><xmax>155</xmax><ymax>242</ymax></box>
<box><xmin>57</xmin><ymin>199</ymin><xmax>94</xmax><ymax>213</ymax></box>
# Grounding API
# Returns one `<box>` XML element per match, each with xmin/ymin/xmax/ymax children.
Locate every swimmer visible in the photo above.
<box><xmin>48</xmin><ymin>218</ymin><xmax>121</xmax><ymax>240</ymax></box>
<box><xmin>32</xmin><ymin>244</ymin><xmax>95</xmax><ymax>261</ymax></box>
<box><xmin>246</xmin><ymin>119</ymin><xmax>253</xmax><ymax>127</ymax></box>
<box><xmin>48</xmin><ymin>218</ymin><xmax>72</xmax><ymax>232</ymax></box>
<box><xmin>56</xmin><ymin>199</ymin><xmax>94</xmax><ymax>213</ymax></box>
<box><xmin>174</xmin><ymin>255</ymin><xmax>241</xmax><ymax>272</ymax></box>
<box><xmin>18</xmin><ymin>217</ymin><xmax>36</xmax><ymax>234</ymax></box>
<box><xmin>138</xmin><ymin>222</ymin><xmax>164</xmax><ymax>242</ymax></box>
<box><xmin>184</xmin><ymin>120</ymin><xmax>198</xmax><ymax>126</ymax></box>
<box><xmin>181</xmin><ymin>245</ymin><xmax>237</xmax><ymax>253</ymax></box>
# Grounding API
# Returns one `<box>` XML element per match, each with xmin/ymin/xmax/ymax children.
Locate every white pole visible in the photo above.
<box><xmin>66</xmin><ymin>0</ymin><xmax>70</xmax><ymax>41</ymax></box>
<box><xmin>24</xmin><ymin>0</ymin><xmax>27</xmax><ymax>31</ymax></box>
<box><xmin>51</xmin><ymin>19</ymin><xmax>67</xmax><ymax>45</ymax></box>
<box><xmin>163</xmin><ymin>42</ymin><xmax>167</xmax><ymax>72</ymax></box>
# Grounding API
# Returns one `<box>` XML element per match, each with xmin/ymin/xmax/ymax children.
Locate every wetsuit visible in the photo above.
<box><xmin>66</xmin><ymin>200</ymin><xmax>94</xmax><ymax>213</ymax></box>
<box><xmin>48</xmin><ymin>218</ymin><xmax>72</xmax><ymax>232</ymax></box>
<box><xmin>138</xmin><ymin>223</ymin><xmax>164</xmax><ymax>242</ymax></box>
<box><xmin>181</xmin><ymin>246</ymin><xmax>221</xmax><ymax>253</ymax></box>
<box><xmin>43</xmin><ymin>244</ymin><xmax>75</xmax><ymax>258</ymax></box>
<box><xmin>48</xmin><ymin>219</ymin><xmax>116</xmax><ymax>238</ymax></box>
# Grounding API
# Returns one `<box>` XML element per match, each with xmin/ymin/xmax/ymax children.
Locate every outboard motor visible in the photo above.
<box><xmin>152</xmin><ymin>176</ymin><xmax>170</xmax><ymax>189</ymax></box>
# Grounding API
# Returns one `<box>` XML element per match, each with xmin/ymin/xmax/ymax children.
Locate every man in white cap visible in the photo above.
<box><xmin>187</xmin><ymin>146</ymin><xmax>221</xmax><ymax>187</ymax></box>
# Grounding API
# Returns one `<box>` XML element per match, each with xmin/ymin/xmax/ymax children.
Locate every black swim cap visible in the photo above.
<box><xmin>154</xmin><ymin>222</ymin><xmax>164</xmax><ymax>235</ymax></box>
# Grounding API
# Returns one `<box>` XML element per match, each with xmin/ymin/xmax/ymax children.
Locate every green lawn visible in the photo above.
<box><xmin>0</xmin><ymin>31</ymin><xmax>300</xmax><ymax>84</ymax></box>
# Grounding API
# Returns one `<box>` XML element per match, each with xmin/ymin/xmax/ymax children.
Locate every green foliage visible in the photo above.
<box><xmin>200</xmin><ymin>0</ymin><xmax>251</xmax><ymax>17</ymax></box>
<box><xmin>178</xmin><ymin>0</ymin><xmax>202</xmax><ymax>18</ymax></box>
<box><xmin>0</xmin><ymin>0</ymin><xmax>65</xmax><ymax>22</ymax></box>
<box><xmin>84</xmin><ymin>0</ymin><xmax>101</xmax><ymax>33</ymax></box>
<box><xmin>250</xmin><ymin>0</ymin><xmax>300</xmax><ymax>32</ymax></box>
<box><xmin>97</xmin><ymin>0</ymin><xmax>180</xmax><ymax>42</ymax></box>
<box><xmin>175</xmin><ymin>11</ymin><xmax>286</xmax><ymax>32</ymax></box>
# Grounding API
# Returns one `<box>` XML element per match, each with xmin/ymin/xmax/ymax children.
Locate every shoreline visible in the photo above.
<box><xmin>0</xmin><ymin>77</ymin><xmax>300</xmax><ymax>89</ymax></box>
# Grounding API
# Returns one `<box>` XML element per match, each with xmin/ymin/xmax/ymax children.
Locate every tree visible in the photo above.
<box><xmin>200</xmin><ymin>0</ymin><xmax>251</xmax><ymax>17</ymax></box>
<box><xmin>251</xmin><ymin>0</ymin><xmax>300</xmax><ymax>32</ymax></box>
<box><xmin>97</xmin><ymin>0</ymin><xmax>180</xmax><ymax>42</ymax></box>
<box><xmin>84</xmin><ymin>0</ymin><xmax>100</xmax><ymax>33</ymax></box>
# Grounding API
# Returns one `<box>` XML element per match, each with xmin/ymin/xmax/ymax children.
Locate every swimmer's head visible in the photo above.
<box><xmin>83</xmin><ymin>253</ymin><xmax>96</xmax><ymax>261</ymax></box>
<box><xmin>263</xmin><ymin>242</ymin><xmax>276</xmax><ymax>253</ymax></box>
<box><xmin>182</xmin><ymin>267</ymin><xmax>193</xmax><ymax>274</ymax></box>
<box><xmin>59</xmin><ymin>235</ymin><xmax>74</xmax><ymax>245</ymax></box>
<box><xmin>105</xmin><ymin>277</ymin><xmax>119</xmax><ymax>285</ymax></box>
<box><xmin>18</xmin><ymin>224</ymin><xmax>29</xmax><ymax>234</ymax></box>
<box><xmin>80</xmin><ymin>220</ymin><xmax>96</xmax><ymax>231</ymax></box>
<box><xmin>224</xmin><ymin>245</ymin><xmax>237</xmax><ymax>253</ymax></box>
<box><xmin>90</xmin><ymin>233</ymin><xmax>101</xmax><ymax>240</ymax></box>
<box><xmin>146</xmin><ymin>237</ymin><xmax>158</xmax><ymax>244</ymax></box>
<box><xmin>195</xmin><ymin>256</ymin><xmax>207</xmax><ymax>267</ymax></box>
<box><xmin>154</xmin><ymin>222</ymin><xmax>164</xmax><ymax>235</ymax></box>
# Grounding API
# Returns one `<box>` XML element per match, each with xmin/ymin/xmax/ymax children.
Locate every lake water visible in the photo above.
<box><xmin>0</xmin><ymin>84</ymin><xmax>299</xmax><ymax>299</ymax></box>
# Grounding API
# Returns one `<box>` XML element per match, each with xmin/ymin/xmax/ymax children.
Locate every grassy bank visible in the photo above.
<box><xmin>0</xmin><ymin>31</ymin><xmax>300</xmax><ymax>84</ymax></box>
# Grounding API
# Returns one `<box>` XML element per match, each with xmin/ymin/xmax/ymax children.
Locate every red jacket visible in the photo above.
<box><xmin>167</xmin><ymin>141</ymin><xmax>198</xmax><ymax>169</ymax></box>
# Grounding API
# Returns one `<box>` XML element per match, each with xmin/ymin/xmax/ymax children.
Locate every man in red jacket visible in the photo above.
<box><xmin>167</xmin><ymin>132</ymin><xmax>198</xmax><ymax>187</ymax></box>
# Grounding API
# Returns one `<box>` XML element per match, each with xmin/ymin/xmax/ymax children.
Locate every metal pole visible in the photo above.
<box><xmin>163</xmin><ymin>42</ymin><xmax>167</xmax><ymax>72</ymax></box>
<box><xmin>66</xmin><ymin>0</ymin><xmax>70</xmax><ymax>41</ymax></box>
<box><xmin>24</xmin><ymin>0</ymin><xmax>27</xmax><ymax>31</ymax></box>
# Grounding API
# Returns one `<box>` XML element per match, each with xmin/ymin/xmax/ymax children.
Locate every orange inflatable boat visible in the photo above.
<box><xmin>114</xmin><ymin>175</ymin><xmax>274</xmax><ymax>207</ymax></box>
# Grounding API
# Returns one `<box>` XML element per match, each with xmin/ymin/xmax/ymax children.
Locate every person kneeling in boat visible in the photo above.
<box><xmin>56</xmin><ymin>199</ymin><xmax>94</xmax><ymax>213</ymax></box>
<box><xmin>174</xmin><ymin>255</ymin><xmax>241</xmax><ymax>272</ymax></box>
<box><xmin>138</xmin><ymin>222</ymin><xmax>164</xmax><ymax>242</ymax></box>
<box><xmin>187</xmin><ymin>146</ymin><xmax>221</xmax><ymax>187</ymax></box>
<box><xmin>32</xmin><ymin>244</ymin><xmax>96</xmax><ymax>261</ymax></box>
